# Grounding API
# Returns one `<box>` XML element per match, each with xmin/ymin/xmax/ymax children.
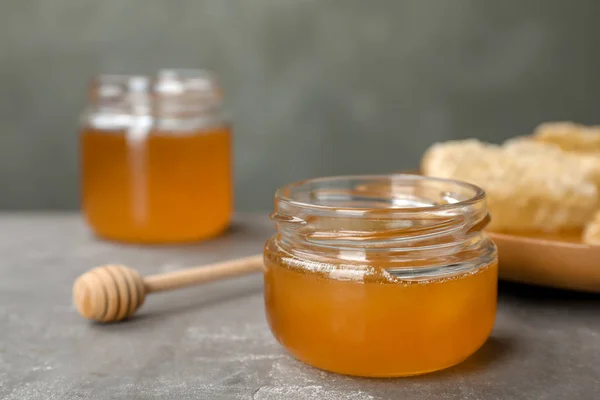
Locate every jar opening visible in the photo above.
<box><xmin>271</xmin><ymin>175</ymin><xmax>492</xmax><ymax>274</ymax></box>
<box><xmin>274</xmin><ymin>174</ymin><xmax>486</xmax><ymax>218</ymax></box>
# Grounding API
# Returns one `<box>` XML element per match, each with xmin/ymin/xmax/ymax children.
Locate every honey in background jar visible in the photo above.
<box><xmin>81</xmin><ymin>70</ymin><xmax>232</xmax><ymax>243</ymax></box>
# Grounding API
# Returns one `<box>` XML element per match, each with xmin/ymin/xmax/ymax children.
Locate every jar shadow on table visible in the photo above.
<box><xmin>417</xmin><ymin>336</ymin><xmax>517</xmax><ymax>379</ymax></box>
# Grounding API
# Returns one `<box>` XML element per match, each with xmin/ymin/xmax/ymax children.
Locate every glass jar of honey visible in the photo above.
<box><xmin>264</xmin><ymin>175</ymin><xmax>497</xmax><ymax>377</ymax></box>
<box><xmin>81</xmin><ymin>70</ymin><xmax>232</xmax><ymax>243</ymax></box>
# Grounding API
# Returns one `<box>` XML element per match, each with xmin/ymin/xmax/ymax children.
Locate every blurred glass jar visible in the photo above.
<box><xmin>80</xmin><ymin>70</ymin><xmax>232</xmax><ymax>243</ymax></box>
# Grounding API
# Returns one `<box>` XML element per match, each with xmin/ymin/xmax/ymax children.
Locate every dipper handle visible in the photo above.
<box><xmin>144</xmin><ymin>254</ymin><xmax>264</xmax><ymax>293</ymax></box>
<box><xmin>73</xmin><ymin>254</ymin><xmax>264</xmax><ymax>323</ymax></box>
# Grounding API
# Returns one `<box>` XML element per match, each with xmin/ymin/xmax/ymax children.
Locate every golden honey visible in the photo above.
<box><xmin>264</xmin><ymin>175</ymin><xmax>498</xmax><ymax>377</ymax></box>
<box><xmin>264</xmin><ymin>246</ymin><xmax>497</xmax><ymax>377</ymax></box>
<box><xmin>81</xmin><ymin>127</ymin><xmax>231</xmax><ymax>243</ymax></box>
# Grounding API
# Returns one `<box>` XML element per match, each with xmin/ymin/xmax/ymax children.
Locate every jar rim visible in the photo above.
<box><xmin>90</xmin><ymin>69</ymin><xmax>219</xmax><ymax>91</ymax></box>
<box><xmin>274</xmin><ymin>174</ymin><xmax>486</xmax><ymax>218</ymax></box>
<box><xmin>87</xmin><ymin>69</ymin><xmax>223</xmax><ymax>116</ymax></box>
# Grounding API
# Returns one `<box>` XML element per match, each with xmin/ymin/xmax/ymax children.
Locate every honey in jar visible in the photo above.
<box><xmin>81</xmin><ymin>70</ymin><xmax>232</xmax><ymax>243</ymax></box>
<box><xmin>264</xmin><ymin>175</ymin><xmax>498</xmax><ymax>377</ymax></box>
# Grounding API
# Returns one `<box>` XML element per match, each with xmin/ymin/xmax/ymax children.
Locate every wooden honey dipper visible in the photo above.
<box><xmin>73</xmin><ymin>254</ymin><xmax>264</xmax><ymax>323</ymax></box>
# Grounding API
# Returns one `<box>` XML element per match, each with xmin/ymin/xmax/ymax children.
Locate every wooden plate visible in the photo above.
<box><xmin>488</xmin><ymin>231</ymin><xmax>600</xmax><ymax>293</ymax></box>
<box><xmin>398</xmin><ymin>171</ymin><xmax>600</xmax><ymax>292</ymax></box>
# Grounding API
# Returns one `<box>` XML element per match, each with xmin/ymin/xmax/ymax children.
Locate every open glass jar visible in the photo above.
<box><xmin>264</xmin><ymin>175</ymin><xmax>497</xmax><ymax>377</ymax></box>
<box><xmin>80</xmin><ymin>70</ymin><xmax>232</xmax><ymax>243</ymax></box>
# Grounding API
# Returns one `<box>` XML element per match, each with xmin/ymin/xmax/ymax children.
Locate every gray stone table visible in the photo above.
<box><xmin>1</xmin><ymin>213</ymin><xmax>599</xmax><ymax>399</ymax></box>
